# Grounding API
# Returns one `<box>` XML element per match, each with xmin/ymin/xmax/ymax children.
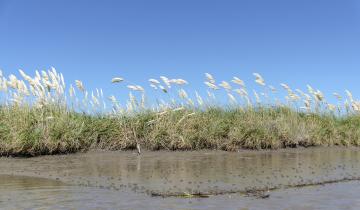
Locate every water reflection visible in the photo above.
<box><xmin>1</xmin><ymin>148</ymin><xmax>360</xmax><ymax>209</ymax></box>
<box><xmin>1</xmin><ymin>148</ymin><xmax>360</xmax><ymax>195</ymax></box>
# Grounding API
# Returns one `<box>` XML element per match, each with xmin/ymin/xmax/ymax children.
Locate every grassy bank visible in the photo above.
<box><xmin>0</xmin><ymin>68</ymin><xmax>360</xmax><ymax>156</ymax></box>
<box><xmin>1</xmin><ymin>106</ymin><xmax>360</xmax><ymax>156</ymax></box>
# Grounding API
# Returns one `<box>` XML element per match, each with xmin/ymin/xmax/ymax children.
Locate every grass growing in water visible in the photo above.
<box><xmin>0</xmin><ymin>68</ymin><xmax>359</xmax><ymax>156</ymax></box>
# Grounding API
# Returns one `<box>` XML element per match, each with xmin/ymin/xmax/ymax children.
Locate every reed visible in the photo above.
<box><xmin>0</xmin><ymin>68</ymin><xmax>359</xmax><ymax>156</ymax></box>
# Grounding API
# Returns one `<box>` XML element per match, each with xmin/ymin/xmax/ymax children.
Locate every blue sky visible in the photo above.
<box><xmin>0</xmin><ymin>0</ymin><xmax>359</xmax><ymax>104</ymax></box>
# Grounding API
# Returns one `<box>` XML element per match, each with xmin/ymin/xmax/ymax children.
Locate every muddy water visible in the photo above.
<box><xmin>1</xmin><ymin>147</ymin><xmax>360</xmax><ymax>209</ymax></box>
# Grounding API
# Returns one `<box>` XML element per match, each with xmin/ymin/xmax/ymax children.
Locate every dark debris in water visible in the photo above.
<box><xmin>148</xmin><ymin>177</ymin><xmax>360</xmax><ymax>199</ymax></box>
<box><xmin>150</xmin><ymin>192</ymin><xmax>211</xmax><ymax>198</ymax></box>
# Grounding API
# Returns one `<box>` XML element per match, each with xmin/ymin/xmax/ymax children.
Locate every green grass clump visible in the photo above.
<box><xmin>1</xmin><ymin>105</ymin><xmax>360</xmax><ymax>157</ymax></box>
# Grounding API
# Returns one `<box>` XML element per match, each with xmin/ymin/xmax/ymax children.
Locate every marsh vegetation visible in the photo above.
<box><xmin>0</xmin><ymin>68</ymin><xmax>359</xmax><ymax>156</ymax></box>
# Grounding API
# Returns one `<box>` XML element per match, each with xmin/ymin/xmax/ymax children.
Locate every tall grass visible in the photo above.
<box><xmin>0</xmin><ymin>68</ymin><xmax>359</xmax><ymax>156</ymax></box>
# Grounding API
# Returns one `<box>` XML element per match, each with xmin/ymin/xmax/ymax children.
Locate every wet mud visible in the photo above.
<box><xmin>1</xmin><ymin>147</ymin><xmax>360</xmax><ymax>209</ymax></box>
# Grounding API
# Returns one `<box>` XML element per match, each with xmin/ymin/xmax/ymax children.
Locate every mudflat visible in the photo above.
<box><xmin>1</xmin><ymin>147</ymin><xmax>360</xmax><ymax>209</ymax></box>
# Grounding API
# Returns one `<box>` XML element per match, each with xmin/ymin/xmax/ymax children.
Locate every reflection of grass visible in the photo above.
<box><xmin>1</xmin><ymin>106</ymin><xmax>360</xmax><ymax>156</ymax></box>
<box><xmin>1</xmin><ymin>68</ymin><xmax>360</xmax><ymax>156</ymax></box>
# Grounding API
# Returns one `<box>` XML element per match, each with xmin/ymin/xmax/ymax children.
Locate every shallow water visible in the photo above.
<box><xmin>1</xmin><ymin>147</ymin><xmax>360</xmax><ymax>209</ymax></box>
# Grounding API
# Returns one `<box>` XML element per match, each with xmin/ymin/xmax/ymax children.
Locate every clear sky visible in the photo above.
<box><xmin>0</xmin><ymin>0</ymin><xmax>359</xmax><ymax>103</ymax></box>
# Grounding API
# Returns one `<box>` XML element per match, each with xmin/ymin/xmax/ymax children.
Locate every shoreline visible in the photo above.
<box><xmin>2</xmin><ymin>144</ymin><xmax>360</xmax><ymax>158</ymax></box>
